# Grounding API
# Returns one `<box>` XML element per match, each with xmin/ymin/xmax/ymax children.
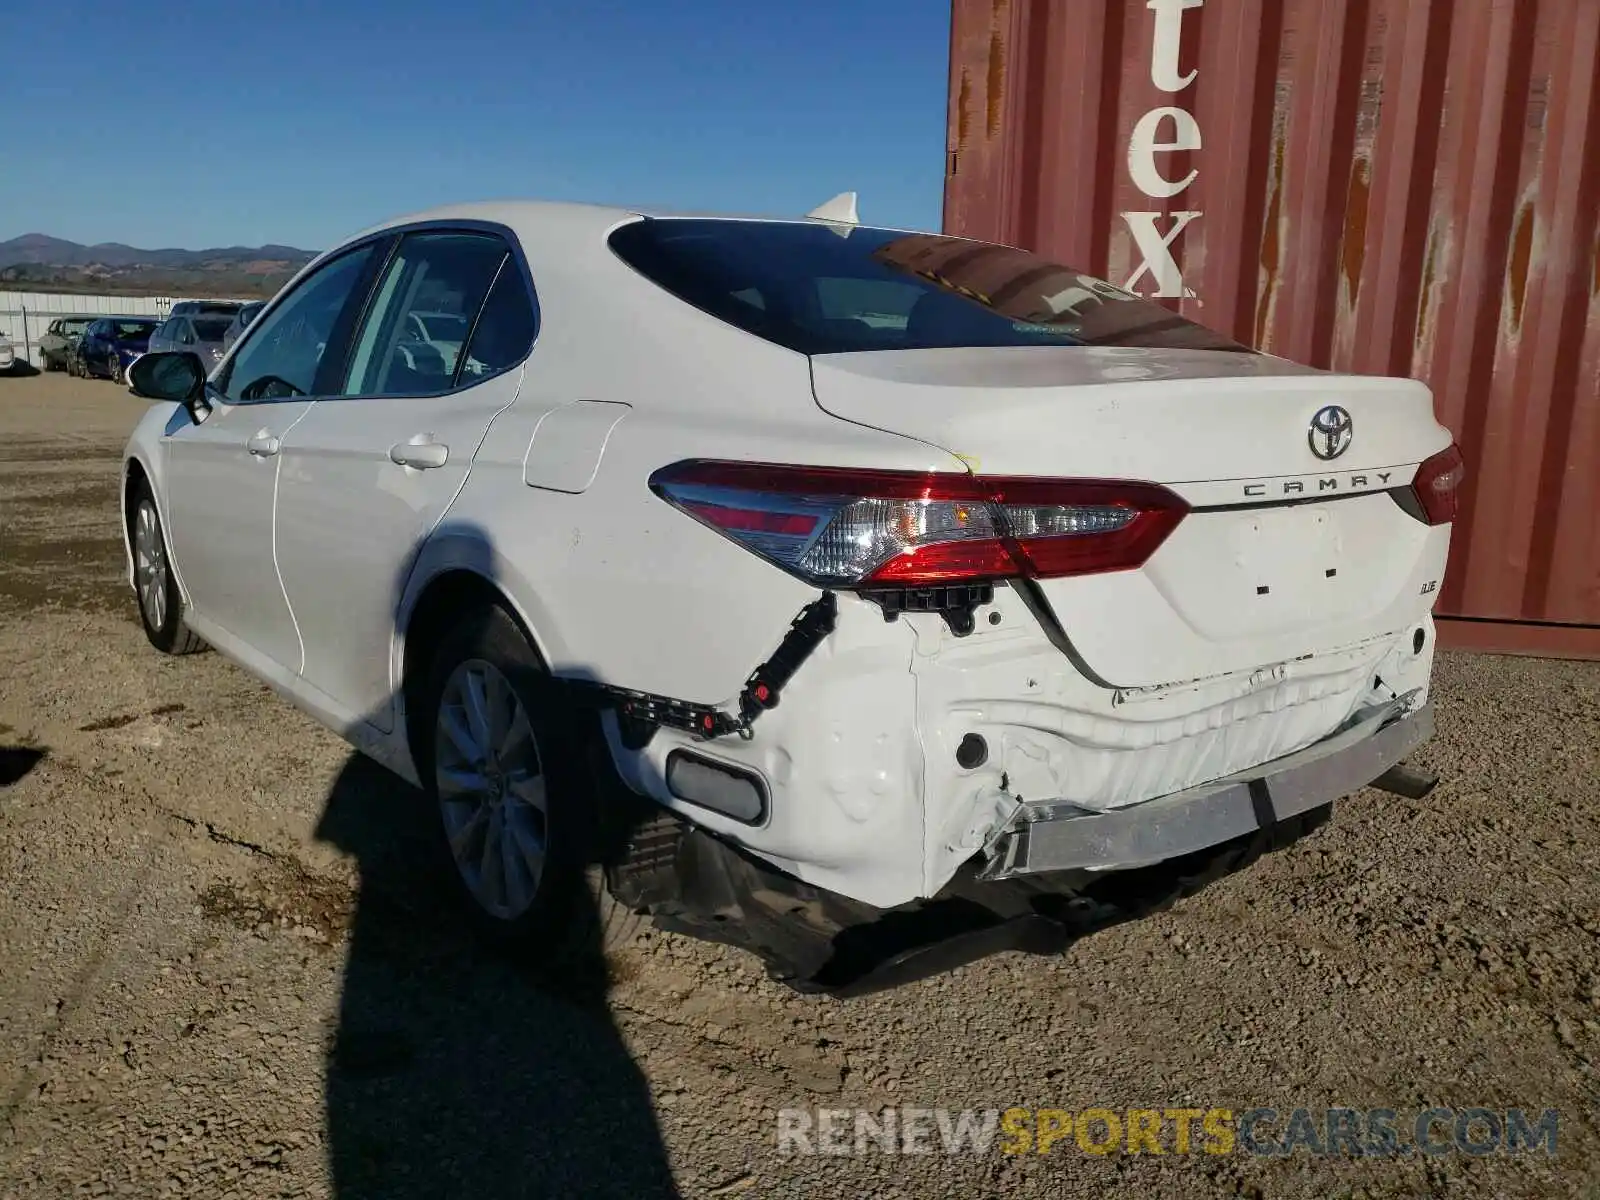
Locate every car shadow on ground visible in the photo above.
<box><xmin>314</xmin><ymin>752</ymin><xmax>680</xmax><ymax>1199</ymax></box>
<box><xmin>0</xmin><ymin>745</ymin><xmax>46</xmax><ymax>786</ymax></box>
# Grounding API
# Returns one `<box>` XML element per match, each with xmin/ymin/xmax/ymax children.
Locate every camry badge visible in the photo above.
<box><xmin>1308</xmin><ymin>405</ymin><xmax>1354</xmax><ymax>461</ymax></box>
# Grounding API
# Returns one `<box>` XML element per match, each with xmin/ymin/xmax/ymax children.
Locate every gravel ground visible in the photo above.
<box><xmin>1</xmin><ymin>371</ymin><xmax>1597</xmax><ymax>1199</ymax></box>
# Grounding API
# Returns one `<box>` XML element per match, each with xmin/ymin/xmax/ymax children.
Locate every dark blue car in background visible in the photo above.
<box><xmin>75</xmin><ymin>316</ymin><xmax>160</xmax><ymax>384</ymax></box>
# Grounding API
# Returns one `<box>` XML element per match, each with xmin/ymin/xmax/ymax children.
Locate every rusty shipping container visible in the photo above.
<box><xmin>943</xmin><ymin>0</ymin><xmax>1600</xmax><ymax>658</ymax></box>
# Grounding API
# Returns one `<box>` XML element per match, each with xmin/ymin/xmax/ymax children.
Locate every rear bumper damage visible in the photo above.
<box><xmin>980</xmin><ymin>690</ymin><xmax>1433</xmax><ymax>880</ymax></box>
<box><xmin>599</xmin><ymin>685</ymin><xmax>1439</xmax><ymax>996</ymax></box>
<box><xmin>598</xmin><ymin>585</ymin><xmax>1438</xmax><ymax>912</ymax></box>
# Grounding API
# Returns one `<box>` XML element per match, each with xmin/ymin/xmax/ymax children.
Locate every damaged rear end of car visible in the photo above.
<box><xmin>578</xmin><ymin>215</ymin><xmax>1458</xmax><ymax>995</ymax></box>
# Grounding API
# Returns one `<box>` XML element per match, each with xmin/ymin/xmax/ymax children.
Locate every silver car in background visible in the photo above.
<box><xmin>148</xmin><ymin>312</ymin><xmax>238</xmax><ymax>372</ymax></box>
<box><xmin>221</xmin><ymin>300</ymin><xmax>267</xmax><ymax>353</ymax></box>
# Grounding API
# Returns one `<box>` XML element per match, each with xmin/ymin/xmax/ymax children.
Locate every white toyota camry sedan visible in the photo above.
<box><xmin>120</xmin><ymin>197</ymin><xmax>1463</xmax><ymax>994</ymax></box>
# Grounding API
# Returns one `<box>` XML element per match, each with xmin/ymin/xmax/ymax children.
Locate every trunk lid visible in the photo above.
<box><xmin>810</xmin><ymin>346</ymin><xmax>1455</xmax><ymax>689</ymax></box>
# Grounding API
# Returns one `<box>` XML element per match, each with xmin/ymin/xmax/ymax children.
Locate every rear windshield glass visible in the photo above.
<box><xmin>607</xmin><ymin>218</ymin><xmax>1249</xmax><ymax>356</ymax></box>
<box><xmin>193</xmin><ymin>317</ymin><xmax>232</xmax><ymax>341</ymax></box>
<box><xmin>113</xmin><ymin>320</ymin><xmax>157</xmax><ymax>338</ymax></box>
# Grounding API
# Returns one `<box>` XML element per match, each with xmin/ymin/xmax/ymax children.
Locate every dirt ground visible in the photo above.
<box><xmin>1</xmin><ymin>370</ymin><xmax>1597</xmax><ymax>1199</ymax></box>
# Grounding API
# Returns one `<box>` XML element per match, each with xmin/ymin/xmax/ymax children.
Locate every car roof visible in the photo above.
<box><xmin>259</xmin><ymin>199</ymin><xmax>946</xmax><ymax>342</ymax></box>
<box><xmin>336</xmin><ymin>198</ymin><xmax>927</xmax><ymax>248</ymax></box>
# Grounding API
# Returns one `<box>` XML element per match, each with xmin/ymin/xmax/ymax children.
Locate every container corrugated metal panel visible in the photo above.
<box><xmin>944</xmin><ymin>0</ymin><xmax>1600</xmax><ymax>655</ymax></box>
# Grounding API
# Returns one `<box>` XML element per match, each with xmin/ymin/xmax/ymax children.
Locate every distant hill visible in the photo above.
<box><xmin>0</xmin><ymin>233</ymin><xmax>318</xmax><ymax>299</ymax></box>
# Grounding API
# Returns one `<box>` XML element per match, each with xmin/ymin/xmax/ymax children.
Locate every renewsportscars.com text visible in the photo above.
<box><xmin>776</xmin><ymin>1106</ymin><xmax>1560</xmax><ymax>1158</ymax></box>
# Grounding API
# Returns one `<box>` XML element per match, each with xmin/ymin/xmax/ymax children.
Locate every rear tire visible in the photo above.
<box><xmin>128</xmin><ymin>480</ymin><xmax>206</xmax><ymax>655</ymax></box>
<box><xmin>419</xmin><ymin>604</ymin><xmax>646</xmax><ymax>966</ymax></box>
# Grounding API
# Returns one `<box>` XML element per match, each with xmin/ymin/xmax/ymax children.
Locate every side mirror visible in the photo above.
<box><xmin>128</xmin><ymin>351</ymin><xmax>212</xmax><ymax>424</ymax></box>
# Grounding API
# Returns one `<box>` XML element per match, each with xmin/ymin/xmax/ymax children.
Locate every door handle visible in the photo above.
<box><xmin>389</xmin><ymin>439</ymin><xmax>449</xmax><ymax>470</ymax></box>
<box><xmin>247</xmin><ymin>431</ymin><xmax>281</xmax><ymax>457</ymax></box>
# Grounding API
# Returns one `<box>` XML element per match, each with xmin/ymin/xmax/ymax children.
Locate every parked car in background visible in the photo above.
<box><xmin>77</xmin><ymin>316</ymin><xmax>160</xmax><ymax>383</ymax></box>
<box><xmin>404</xmin><ymin>309</ymin><xmax>473</xmax><ymax>365</ymax></box>
<box><xmin>221</xmin><ymin>300</ymin><xmax>266</xmax><ymax>352</ymax></box>
<box><xmin>0</xmin><ymin>333</ymin><xmax>15</xmax><ymax>374</ymax></box>
<box><xmin>168</xmin><ymin>300</ymin><xmax>243</xmax><ymax>322</ymax></box>
<box><xmin>40</xmin><ymin>317</ymin><xmax>95</xmax><ymax>372</ymax></box>
<box><xmin>149</xmin><ymin>312</ymin><xmax>234</xmax><ymax>372</ymax></box>
<box><xmin>66</xmin><ymin>330</ymin><xmax>90</xmax><ymax>376</ymax></box>
<box><xmin>116</xmin><ymin>197</ymin><xmax>1462</xmax><ymax>995</ymax></box>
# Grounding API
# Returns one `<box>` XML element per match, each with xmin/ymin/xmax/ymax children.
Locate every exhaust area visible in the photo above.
<box><xmin>1369</xmin><ymin>762</ymin><xmax>1440</xmax><ymax>800</ymax></box>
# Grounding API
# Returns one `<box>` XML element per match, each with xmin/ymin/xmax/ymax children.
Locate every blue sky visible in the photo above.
<box><xmin>0</xmin><ymin>0</ymin><xmax>950</xmax><ymax>252</ymax></box>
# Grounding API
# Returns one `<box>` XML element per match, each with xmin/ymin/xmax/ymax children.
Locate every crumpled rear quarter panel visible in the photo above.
<box><xmin>603</xmin><ymin>597</ymin><xmax>931</xmax><ymax>909</ymax></box>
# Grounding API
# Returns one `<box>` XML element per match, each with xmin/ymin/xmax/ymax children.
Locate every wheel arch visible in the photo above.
<box><xmin>397</xmin><ymin>555</ymin><xmax>559</xmax><ymax>777</ymax></box>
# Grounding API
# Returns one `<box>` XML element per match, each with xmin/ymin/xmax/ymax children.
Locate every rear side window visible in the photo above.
<box><xmin>607</xmin><ymin>218</ymin><xmax>1249</xmax><ymax>356</ymax></box>
<box><xmin>456</xmin><ymin>258</ymin><xmax>537</xmax><ymax>380</ymax></box>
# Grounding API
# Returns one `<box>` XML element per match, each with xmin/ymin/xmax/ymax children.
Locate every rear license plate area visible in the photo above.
<box><xmin>1231</xmin><ymin>505</ymin><xmax>1342</xmax><ymax>598</ymax></box>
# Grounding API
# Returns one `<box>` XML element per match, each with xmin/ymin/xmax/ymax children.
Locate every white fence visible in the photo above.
<box><xmin>0</xmin><ymin>290</ymin><xmax>254</xmax><ymax>367</ymax></box>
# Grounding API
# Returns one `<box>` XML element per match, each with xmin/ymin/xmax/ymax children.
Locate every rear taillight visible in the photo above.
<box><xmin>1409</xmin><ymin>443</ymin><xmax>1466</xmax><ymax>526</ymax></box>
<box><xmin>648</xmin><ymin>460</ymin><xmax>1188</xmax><ymax>587</ymax></box>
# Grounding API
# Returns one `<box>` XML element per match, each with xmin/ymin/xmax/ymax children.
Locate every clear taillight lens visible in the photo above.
<box><xmin>649</xmin><ymin>460</ymin><xmax>1188</xmax><ymax>587</ymax></box>
<box><xmin>1410</xmin><ymin>443</ymin><xmax>1466</xmax><ymax>526</ymax></box>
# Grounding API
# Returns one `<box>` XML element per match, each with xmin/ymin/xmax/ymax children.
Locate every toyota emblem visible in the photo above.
<box><xmin>1308</xmin><ymin>405</ymin><xmax>1354</xmax><ymax>460</ymax></box>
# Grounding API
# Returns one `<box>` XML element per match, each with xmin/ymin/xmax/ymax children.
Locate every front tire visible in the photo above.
<box><xmin>109</xmin><ymin>355</ymin><xmax>123</xmax><ymax>385</ymax></box>
<box><xmin>420</xmin><ymin>604</ymin><xmax>644</xmax><ymax>963</ymax></box>
<box><xmin>129</xmin><ymin>481</ymin><xmax>205</xmax><ymax>655</ymax></box>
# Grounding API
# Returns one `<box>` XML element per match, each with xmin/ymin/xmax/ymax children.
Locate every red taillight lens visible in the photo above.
<box><xmin>1410</xmin><ymin>443</ymin><xmax>1465</xmax><ymax>526</ymax></box>
<box><xmin>648</xmin><ymin>460</ymin><xmax>1189</xmax><ymax>587</ymax></box>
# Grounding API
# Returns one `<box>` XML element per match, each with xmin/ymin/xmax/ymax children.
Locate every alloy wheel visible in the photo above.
<box><xmin>434</xmin><ymin>658</ymin><xmax>549</xmax><ymax>920</ymax></box>
<box><xmin>133</xmin><ymin>499</ymin><xmax>168</xmax><ymax>632</ymax></box>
